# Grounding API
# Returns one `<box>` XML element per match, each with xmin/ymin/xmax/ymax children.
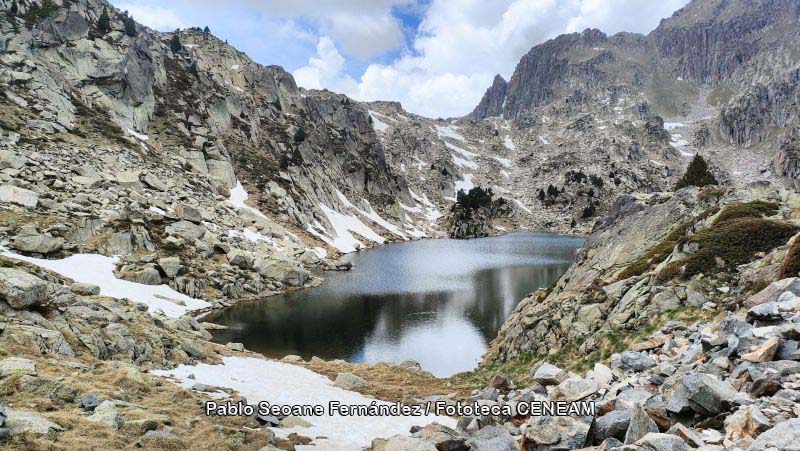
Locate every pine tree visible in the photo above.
<box><xmin>203</xmin><ymin>26</ymin><xmax>210</xmax><ymax>34</ymax></box>
<box><xmin>169</xmin><ymin>33</ymin><xmax>182</xmax><ymax>52</ymax></box>
<box><xmin>675</xmin><ymin>154</ymin><xmax>718</xmax><ymax>190</ymax></box>
<box><xmin>10</xmin><ymin>0</ymin><xmax>18</xmax><ymax>15</ymax></box>
<box><xmin>96</xmin><ymin>7</ymin><xmax>111</xmax><ymax>35</ymax></box>
<box><xmin>122</xmin><ymin>11</ymin><xmax>136</xmax><ymax>37</ymax></box>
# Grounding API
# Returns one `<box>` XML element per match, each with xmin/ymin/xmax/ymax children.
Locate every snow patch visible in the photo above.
<box><xmin>503</xmin><ymin>136</ymin><xmax>516</xmax><ymax>150</ymax></box>
<box><xmin>514</xmin><ymin>200</ymin><xmax>532</xmax><ymax>214</ymax></box>
<box><xmin>0</xmin><ymin>249</ymin><xmax>210</xmax><ymax>318</ymax></box>
<box><xmin>368</xmin><ymin>111</ymin><xmax>390</xmax><ymax>133</ymax></box>
<box><xmin>445</xmin><ymin>142</ymin><xmax>477</xmax><ymax>159</ymax></box>
<box><xmin>434</xmin><ymin>125</ymin><xmax>465</xmax><ymax>142</ymax></box>
<box><xmin>309</xmin><ymin>204</ymin><xmax>385</xmax><ymax>254</ymax></box>
<box><xmin>454</xmin><ymin>174</ymin><xmax>474</xmax><ymax>193</ymax></box>
<box><xmin>452</xmin><ymin>155</ymin><xmax>478</xmax><ymax>170</ymax></box>
<box><xmin>127</xmin><ymin>129</ymin><xmax>149</xmax><ymax>141</ymax></box>
<box><xmin>154</xmin><ymin>356</ymin><xmax>455</xmax><ymax>450</ymax></box>
<box><xmin>493</xmin><ymin>156</ymin><xmax>512</xmax><ymax>168</ymax></box>
<box><xmin>538</xmin><ymin>135</ymin><xmax>550</xmax><ymax>145</ymax></box>
<box><xmin>229</xmin><ymin>181</ymin><xmax>268</xmax><ymax>219</ymax></box>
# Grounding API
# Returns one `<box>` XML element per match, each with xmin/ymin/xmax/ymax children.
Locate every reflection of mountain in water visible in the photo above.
<box><xmin>208</xmin><ymin>232</ymin><xmax>583</xmax><ymax>376</ymax></box>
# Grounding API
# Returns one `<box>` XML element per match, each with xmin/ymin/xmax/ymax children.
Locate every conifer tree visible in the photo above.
<box><xmin>675</xmin><ymin>155</ymin><xmax>718</xmax><ymax>190</ymax></box>
<box><xmin>169</xmin><ymin>33</ymin><xmax>182</xmax><ymax>52</ymax></box>
<box><xmin>96</xmin><ymin>7</ymin><xmax>111</xmax><ymax>35</ymax></box>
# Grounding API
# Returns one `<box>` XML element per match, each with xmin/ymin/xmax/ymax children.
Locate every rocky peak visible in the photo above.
<box><xmin>465</xmin><ymin>74</ymin><xmax>506</xmax><ymax>122</ymax></box>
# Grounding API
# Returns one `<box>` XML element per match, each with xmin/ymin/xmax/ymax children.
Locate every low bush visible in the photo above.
<box><xmin>779</xmin><ymin>237</ymin><xmax>800</xmax><ymax>278</ymax></box>
<box><xmin>713</xmin><ymin>200</ymin><xmax>778</xmax><ymax>225</ymax></box>
<box><xmin>618</xmin><ymin>221</ymin><xmax>690</xmax><ymax>279</ymax></box>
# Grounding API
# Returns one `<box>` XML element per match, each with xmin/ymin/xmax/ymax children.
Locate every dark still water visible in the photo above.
<box><xmin>208</xmin><ymin>232</ymin><xmax>584</xmax><ymax>377</ymax></box>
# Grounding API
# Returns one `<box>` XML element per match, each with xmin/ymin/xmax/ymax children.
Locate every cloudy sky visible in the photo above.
<box><xmin>110</xmin><ymin>0</ymin><xmax>689</xmax><ymax>118</ymax></box>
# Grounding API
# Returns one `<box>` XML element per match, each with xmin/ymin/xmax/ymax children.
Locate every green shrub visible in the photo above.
<box><xmin>713</xmin><ymin>200</ymin><xmax>778</xmax><ymax>225</ymax></box>
<box><xmin>169</xmin><ymin>33</ymin><xmax>182</xmax><ymax>52</ymax></box>
<box><xmin>680</xmin><ymin>218</ymin><xmax>799</xmax><ymax>279</ymax></box>
<box><xmin>23</xmin><ymin>0</ymin><xmax>59</xmax><ymax>27</ymax></box>
<box><xmin>95</xmin><ymin>7</ymin><xmax>111</xmax><ymax>35</ymax></box>
<box><xmin>675</xmin><ymin>155</ymin><xmax>717</xmax><ymax>190</ymax></box>
<box><xmin>618</xmin><ymin>221</ymin><xmax>690</xmax><ymax>279</ymax></box>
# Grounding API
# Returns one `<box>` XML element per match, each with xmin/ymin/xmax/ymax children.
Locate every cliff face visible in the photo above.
<box><xmin>465</xmin><ymin>74</ymin><xmax>506</xmax><ymax>121</ymax></box>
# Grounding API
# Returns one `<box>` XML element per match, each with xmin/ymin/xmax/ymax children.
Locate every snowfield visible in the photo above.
<box><xmin>229</xmin><ymin>181</ymin><xmax>268</xmax><ymax>219</ymax></box>
<box><xmin>154</xmin><ymin>356</ymin><xmax>456</xmax><ymax>451</ymax></box>
<box><xmin>0</xmin><ymin>248</ymin><xmax>211</xmax><ymax>317</ymax></box>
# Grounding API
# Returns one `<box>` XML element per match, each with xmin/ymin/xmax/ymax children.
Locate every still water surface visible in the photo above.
<box><xmin>208</xmin><ymin>232</ymin><xmax>584</xmax><ymax>377</ymax></box>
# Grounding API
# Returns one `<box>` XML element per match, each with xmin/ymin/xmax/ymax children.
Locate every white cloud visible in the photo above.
<box><xmin>115</xmin><ymin>3</ymin><xmax>186</xmax><ymax>31</ymax></box>
<box><xmin>293</xmin><ymin>37</ymin><xmax>358</xmax><ymax>92</ymax></box>
<box><xmin>293</xmin><ymin>0</ymin><xmax>689</xmax><ymax>118</ymax></box>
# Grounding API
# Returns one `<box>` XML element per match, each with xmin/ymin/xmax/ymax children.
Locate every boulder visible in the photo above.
<box><xmin>12</xmin><ymin>233</ymin><xmax>64</xmax><ymax>254</ymax></box>
<box><xmin>745</xmin><ymin>278</ymin><xmax>800</xmax><ymax>308</ymax></box>
<box><xmin>333</xmin><ymin>373</ymin><xmax>368</xmax><ymax>391</ymax></box>
<box><xmin>467</xmin><ymin>426</ymin><xmax>518</xmax><ymax>451</ymax></box>
<box><xmin>0</xmin><ymin>357</ymin><xmax>36</xmax><ymax>377</ymax></box>
<box><xmin>4</xmin><ymin>409</ymin><xmax>64</xmax><ymax>436</ymax></box>
<box><xmin>724</xmin><ymin>405</ymin><xmax>770</xmax><ymax>442</ymax></box>
<box><xmin>634</xmin><ymin>433</ymin><xmax>689</xmax><ymax>451</ymax></box>
<box><xmin>748</xmin><ymin>361</ymin><xmax>800</xmax><ymax>396</ymax></box>
<box><xmin>158</xmin><ymin>257</ymin><xmax>182</xmax><ymax>278</ymax></box>
<box><xmin>165</xmin><ymin>221</ymin><xmax>206</xmax><ymax>240</ymax></box>
<box><xmin>522</xmin><ymin>416</ymin><xmax>590</xmax><ymax>450</ymax></box>
<box><xmin>747</xmin><ymin>418</ymin><xmax>800</xmax><ymax>450</ymax></box>
<box><xmin>613</xmin><ymin>351</ymin><xmax>656</xmax><ymax>372</ymax></box>
<box><xmin>682</xmin><ymin>371</ymin><xmax>737</xmax><ymax>415</ymax></box>
<box><xmin>140</xmin><ymin>172</ymin><xmax>168</xmax><ymax>192</ymax></box>
<box><xmin>624</xmin><ymin>404</ymin><xmax>658</xmax><ymax>444</ymax></box>
<box><xmin>555</xmin><ymin>377</ymin><xmax>599</xmax><ymax>402</ymax></box>
<box><xmin>70</xmin><ymin>282</ymin><xmax>100</xmax><ymax>296</ymax></box>
<box><xmin>595</xmin><ymin>410</ymin><xmax>632</xmax><ymax>442</ymax></box>
<box><xmin>383</xmin><ymin>435</ymin><xmax>437</xmax><ymax>451</ymax></box>
<box><xmin>87</xmin><ymin>401</ymin><xmax>124</xmax><ymax>429</ymax></box>
<box><xmin>414</xmin><ymin>423</ymin><xmax>467</xmax><ymax>451</ymax></box>
<box><xmin>0</xmin><ymin>268</ymin><xmax>49</xmax><ymax>309</ymax></box>
<box><xmin>532</xmin><ymin>362</ymin><xmax>567</xmax><ymax>385</ymax></box>
<box><xmin>119</xmin><ymin>267</ymin><xmax>162</xmax><ymax>286</ymax></box>
<box><xmin>0</xmin><ymin>185</ymin><xmax>39</xmax><ymax>208</ymax></box>
<box><xmin>741</xmin><ymin>337</ymin><xmax>781</xmax><ymax>362</ymax></box>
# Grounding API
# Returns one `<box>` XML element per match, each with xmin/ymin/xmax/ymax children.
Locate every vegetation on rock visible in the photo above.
<box><xmin>675</xmin><ymin>155</ymin><xmax>718</xmax><ymax>190</ymax></box>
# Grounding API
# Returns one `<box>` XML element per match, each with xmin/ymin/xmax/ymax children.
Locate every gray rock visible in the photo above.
<box><xmin>595</xmin><ymin>410</ymin><xmax>632</xmax><ymax>442</ymax></box>
<box><xmin>4</xmin><ymin>409</ymin><xmax>64</xmax><ymax>436</ymax></box>
<box><xmin>334</xmin><ymin>373</ymin><xmax>369</xmax><ymax>391</ymax></box>
<box><xmin>634</xmin><ymin>433</ymin><xmax>690</xmax><ymax>451</ymax></box>
<box><xmin>87</xmin><ymin>401</ymin><xmax>124</xmax><ymax>429</ymax></box>
<box><xmin>745</xmin><ymin>278</ymin><xmax>800</xmax><ymax>308</ymax></box>
<box><xmin>624</xmin><ymin>404</ymin><xmax>658</xmax><ymax>444</ymax></box>
<box><xmin>0</xmin><ymin>185</ymin><xmax>39</xmax><ymax>208</ymax></box>
<box><xmin>78</xmin><ymin>394</ymin><xmax>103</xmax><ymax>412</ymax></box>
<box><xmin>523</xmin><ymin>415</ymin><xmax>590</xmax><ymax>450</ymax></box>
<box><xmin>532</xmin><ymin>362</ymin><xmax>567</xmax><ymax>385</ymax></box>
<box><xmin>157</xmin><ymin>257</ymin><xmax>182</xmax><ymax>278</ymax></box>
<box><xmin>119</xmin><ymin>267</ymin><xmax>162</xmax><ymax>285</ymax></box>
<box><xmin>682</xmin><ymin>371</ymin><xmax>737</xmax><ymax>415</ymax></box>
<box><xmin>466</xmin><ymin>425</ymin><xmax>518</xmax><ymax>451</ymax></box>
<box><xmin>614</xmin><ymin>351</ymin><xmax>656</xmax><ymax>372</ymax></box>
<box><xmin>70</xmin><ymin>282</ymin><xmax>100</xmax><ymax>296</ymax></box>
<box><xmin>0</xmin><ymin>268</ymin><xmax>49</xmax><ymax>309</ymax></box>
<box><xmin>747</xmin><ymin>418</ymin><xmax>800</xmax><ymax>450</ymax></box>
<box><xmin>748</xmin><ymin>361</ymin><xmax>800</xmax><ymax>396</ymax></box>
<box><xmin>414</xmin><ymin>423</ymin><xmax>467</xmax><ymax>451</ymax></box>
<box><xmin>140</xmin><ymin>172</ymin><xmax>168</xmax><ymax>191</ymax></box>
<box><xmin>555</xmin><ymin>377</ymin><xmax>598</xmax><ymax>402</ymax></box>
<box><xmin>383</xmin><ymin>435</ymin><xmax>437</xmax><ymax>451</ymax></box>
<box><xmin>0</xmin><ymin>404</ymin><xmax>6</xmax><ymax>426</ymax></box>
<box><xmin>165</xmin><ymin>221</ymin><xmax>206</xmax><ymax>240</ymax></box>
<box><xmin>225</xmin><ymin>342</ymin><xmax>245</xmax><ymax>352</ymax></box>
<box><xmin>12</xmin><ymin>233</ymin><xmax>64</xmax><ymax>254</ymax></box>
<box><xmin>0</xmin><ymin>357</ymin><xmax>36</xmax><ymax>377</ymax></box>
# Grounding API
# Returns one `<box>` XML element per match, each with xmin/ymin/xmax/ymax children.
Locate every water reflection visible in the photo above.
<box><xmin>208</xmin><ymin>232</ymin><xmax>584</xmax><ymax>376</ymax></box>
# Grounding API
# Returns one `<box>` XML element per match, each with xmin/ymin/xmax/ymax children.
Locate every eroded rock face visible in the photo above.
<box><xmin>467</xmin><ymin>75</ymin><xmax>507</xmax><ymax>121</ymax></box>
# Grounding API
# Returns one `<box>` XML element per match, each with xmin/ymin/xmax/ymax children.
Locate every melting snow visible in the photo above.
<box><xmin>445</xmin><ymin>142</ymin><xmax>477</xmax><ymax>159</ymax></box>
<box><xmin>230</xmin><ymin>64</ymin><xmax>240</xmax><ymax>70</ymax></box>
<box><xmin>664</xmin><ymin>122</ymin><xmax>685</xmax><ymax>130</ymax></box>
<box><xmin>229</xmin><ymin>181</ymin><xmax>268</xmax><ymax>219</ymax></box>
<box><xmin>493</xmin><ymin>156</ymin><xmax>512</xmax><ymax>168</ymax></box>
<box><xmin>434</xmin><ymin>125</ymin><xmax>466</xmax><ymax>142</ymax></box>
<box><xmin>500</xmin><ymin>170</ymin><xmax>510</xmax><ymax>178</ymax></box>
<box><xmin>127</xmin><ymin>129</ymin><xmax>149</xmax><ymax>141</ymax></box>
<box><xmin>538</xmin><ymin>135</ymin><xmax>550</xmax><ymax>145</ymax></box>
<box><xmin>454</xmin><ymin>174</ymin><xmax>475</xmax><ymax>193</ymax></box>
<box><xmin>154</xmin><ymin>356</ymin><xmax>455</xmax><ymax>450</ymax></box>
<box><xmin>1</xmin><ymin>249</ymin><xmax>210</xmax><ymax>318</ymax></box>
<box><xmin>514</xmin><ymin>200</ymin><xmax>533</xmax><ymax>214</ymax></box>
<box><xmin>368</xmin><ymin>111</ymin><xmax>391</xmax><ymax>133</ymax></box>
<box><xmin>310</xmin><ymin>204</ymin><xmax>385</xmax><ymax>254</ymax></box>
<box><xmin>503</xmin><ymin>136</ymin><xmax>516</xmax><ymax>150</ymax></box>
<box><xmin>452</xmin><ymin>155</ymin><xmax>478</xmax><ymax>170</ymax></box>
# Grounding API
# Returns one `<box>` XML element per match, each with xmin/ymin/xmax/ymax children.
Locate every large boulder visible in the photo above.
<box><xmin>745</xmin><ymin>278</ymin><xmax>800</xmax><ymax>308</ymax></box>
<box><xmin>467</xmin><ymin>426</ymin><xmax>518</xmax><ymax>451</ymax></box>
<box><xmin>382</xmin><ymin>435</ymin><xmax>437</xmax><ymax>451</ymax></box>
<box><xmin>681</xmin><ymin>372</ymin><xmax>737</xmax><ymax>415</ymax></box>
<box><xmin>747</xmin><ymin>418</ymin><xmax>800</xmax><ymax>450</ymax></box>
<box><xmin>522</xmin><ymin>416</ymin><xmax>590</xmax><ymax>450</ymax></box>
<box><xmin>333</xmin><ymin>373</ymin><xmax>368</xmax><ymax>391</ymax></box>
<box><xmin>12</xmin><ymin>233</ymin><xmax>64</xmax><ymax>254</ymax></box>
<box><xmin>0</xmin><ymin>185</ymin><xmax>38</xmax><ymax>208</ymax></box>
<box><xmin>532</xmin><ymin>362</ymin><xmax>567</xmax><ymax>385</ymax></box>
<box><xmin>0</xmin><ymin>268</ymin><xmax>49</xmax><ymax>309</ymax></box>
<box><xmin>4</xmin><ymin>409</ymin><xmax>63</xmax><ymax>436</ymax></box>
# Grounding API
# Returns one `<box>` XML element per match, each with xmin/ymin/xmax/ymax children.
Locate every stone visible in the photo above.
<box><xmin>592</xmin><ymin>362</ymin><xmax>614</xmax><ymax>386</ymax></box>
<box><xmin>334</xmin><ymin>373</ymin><xmax>369</xmax><ymax>390</ymax></box>
<box><xmin>227</xmin><ymin>249</ymin><xmax>254</xmax><ymax>269</ymax></box>
<box><xmin>467</xmin><ymin>425</ymin><xmax>518</xmax><ymax>451</ymax></box>
<box><xmin>120</xmin><ymin>267</ymin><xmax>162</xmax><ymax>285</ymax></box>
<box><xmin>280</xmin><ymin>355</ymin><xmax>304</xmax><ymax>363</ymax></box>
<box><xmin>78</xmin><ymin>394</ymin><xmax>103</xmax><ymax>412</ymax></box>
<box><xmin>179</xmin><ymin>339</ymin><xmax>209</xmax><ymax>359</ymax></box>
<box><xmin>682</xmin><ymin>371</ymin><xmax>737</xmax><ymax>415</ymax></box>
<box><xmin>745</xmin><ymin>278</ymin><xmax>800</xmax><ymax>308</ymax></box>
<box><xmin>634</xmin><ymin>433</ymin><xmax>689</xmax><ymax>451</ymax></box>
<box><xmin>595</xmin><ymin>410</ymin><xmax>632</xmax><ymax>442</ymax></box>
<box><xmin>747</xmin><ymin>418</ymin><xmax>800</xmax><ymax>450</ymax></box>
<box><xmin>748</xmin><ymin>361</ymin><xmax>800</xmax><ymax>396</ymax></box>
<box><xmin>175</xmin><ymin>204</ymin><xmax>204</xmax><ymax>224</ymax></box>
<box><xmin>614</xmin><ymin>351</ymin><xmax>656</xmax><ymax>372</ymax></box>
<box><xmin>724</xmin><ymin>405</ymin><xmax>770</xmax><ymax>442</ymax></box>
<box><xmin>141</xmin><ymin>430</ymin><xmax>181</xmax><ymax>445</ymax></box>
<box><xmin>114</xmin><ymin>171</ymin><xmax>142</xmax><ymax>190</ymax></box>
<box><xmin>624</xmin><ymin>404</ymin><xmax>658</xmax><ymax>444</ymax></box>
<box><xmin>0</xmin><ymin>185</ymin><xmax>39</xmax><ymax>208</ymax></box>
<box><xmin>158</xmin><ymin>257</ymin><xmax>182</xmax><ymax>278</ymax></box>
<box><xmin>415</xmin><ymin>423</ymin><xmax>467</xmax><ymax>451</ymax></box>
<box><xmin>4</xmin><ymin>409</ymin><xmax>64</xmax><ymax>436</ymax></box>
<box><xmin>279</xmin><ymin>416</ymin><xmax>313</xmax><ymax>428</ymax></box>
<box><xmin>668</xmin><ymin>423</ymin><xmax>705</xmax><ymax>448</ymax></box>
<box><xmin>140</xmin><ymin>172</ymin><xmax>168</xmax><ymax>191</ymax></box>
<box><xmin>87</xmin><ymin>401</ymin><xmax>124</xmax><ymax>429</ymax></box>
<box><xmin>741</xmin><ymin>337</ymin><xmax>781</xmax><ymax>362</ymax></box>
<box><xmin>0</xmin><ymin>268</ymin><xmax>49</xmax><ymax>309</ymax></box>
<box><xmin>522</xmin><ymin>416</ymin><xmax>590</xmax><ymax>450</ymax></box>
<box><xmin>615</xmin><ymin>387</ymin><xmax>653</xmax><ymax>411</ymax></box>
<box><xmin>488</xmin><ymin>373</ymin><xmax>512</xmax><ymax>391</ymax></box>
<box><xmin>532</xmin><ymin>362</ymin><xmax>567</xmax><ymax>385</ymax></box>
<box><xmin>165</xmin><ymin>221</ymin><xmax>206</xmax><ymax>240</ymax></box>
<box><xmin>0</xmin><ymin>357</ymin><xmax>36</xmax><ymax>377</ymax></box>
<box><xmin>0</xmin><ymin>150</ymin><xmax>26</xmax><ymax>170</ymax></box>
<box><xmin>555</xmin><ymin>377</ymin><xmax>598</xmax><ymax>402</ymax></box>
<box><xmin>12</xmin><ymin>233</ymin><xmax>64</xmax><ymax>254</ymax></box>
<box><xmin>383</xmin><ymin>435</ymin><xmax>437</xmax><ymax>451</ymax></box>
<box><xmin>70</xmin><ymin>282</ymin><xmax>100</xmax><ymax>296</ymax></box>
